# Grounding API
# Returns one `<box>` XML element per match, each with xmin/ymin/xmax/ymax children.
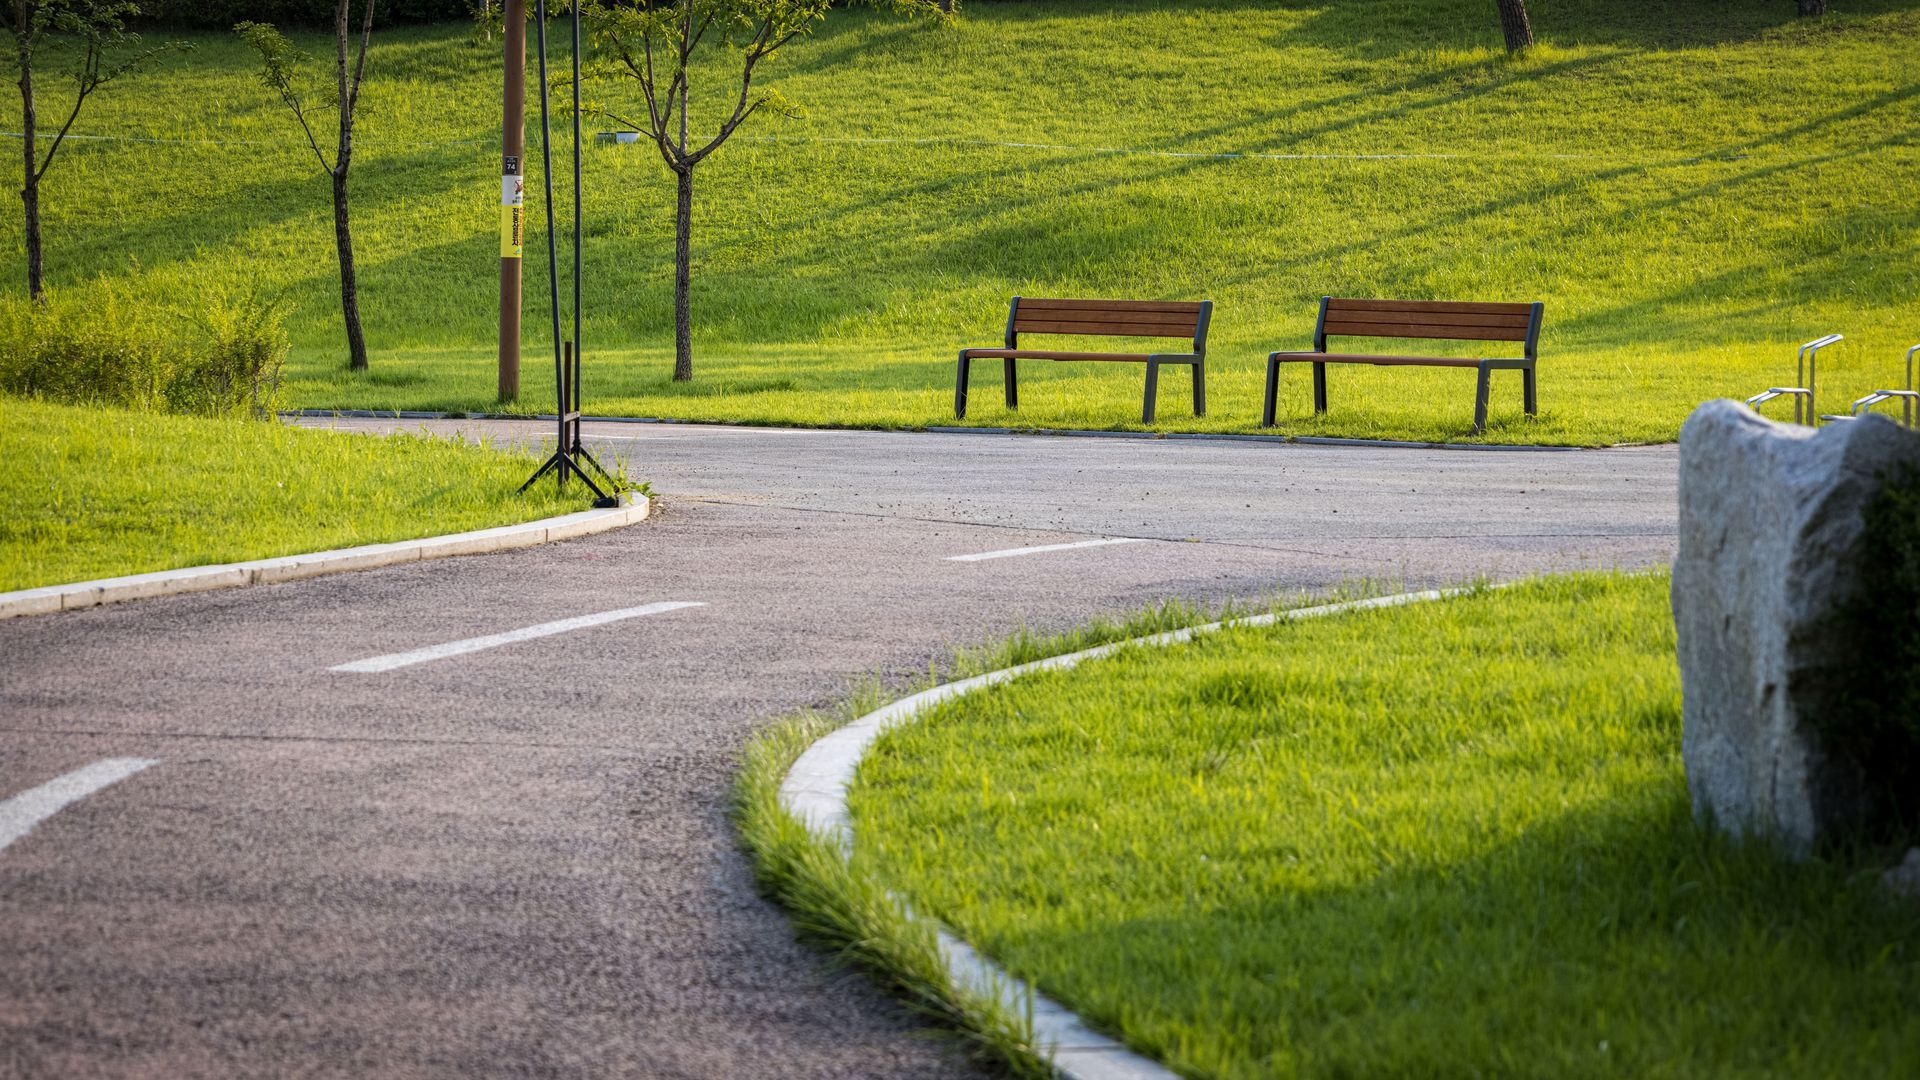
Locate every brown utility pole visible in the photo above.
<box><xmin>498</xmin><ymin>0</ymin><xmax>526</xmax><ymax>402</ymax></box>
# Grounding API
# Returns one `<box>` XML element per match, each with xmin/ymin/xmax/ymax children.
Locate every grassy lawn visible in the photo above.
<box><xmin>0</xmin><ymin>397</ymin><xmax>580</xmax><ymax>591</ymax></box>
<box><xmin>847</xmin><ymin>574</ymin><xmax>1920</xmax><ymax>1077</ymax></box>
<box><xmin>6</xmin><ymin>1</ymin><xmax>1916</xmax><ymax>443</ymax></box>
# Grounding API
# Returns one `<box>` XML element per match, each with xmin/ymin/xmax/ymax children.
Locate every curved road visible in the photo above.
<box><xmin>0</xmin><ymin>420</ymin><xmax>1678</xmax><ymax>1077</ymax></box>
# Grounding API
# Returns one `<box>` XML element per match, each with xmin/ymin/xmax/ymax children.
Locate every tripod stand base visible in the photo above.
<box><xmin>519</xmin><ymin>438</ymin><xmax>619</xmax><ymax>505</ymax></box>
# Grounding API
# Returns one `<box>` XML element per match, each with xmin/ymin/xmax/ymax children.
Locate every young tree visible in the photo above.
<box><xmin>237</xmin><ymin>2</ymin><xmax>376</xmax><ymax>372</ymax></box>
<box><xmin>9</xmin><ymin>0</ymin><xmax>178</xmax><ymax>300</ymax></box>
<box><xmin>1496</xmin><ymin>0</ymin><xmax>1534</xmax><ymax>52</ymax></box>
<box><xmin>580</xmin><ymin>0</ymin><xmax>946</xmax><ymax>382</ymax></box>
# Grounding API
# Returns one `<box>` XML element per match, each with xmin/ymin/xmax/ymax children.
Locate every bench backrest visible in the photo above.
<box><xmin>1007</xmin><ymin>298</ymin><xmax>1212</xmax><ymax>355</ymax></box>
<box><xmin>1315</xmin><ymin>298</ymin><xmax>1543</xmax><ymax>359</ymax></box>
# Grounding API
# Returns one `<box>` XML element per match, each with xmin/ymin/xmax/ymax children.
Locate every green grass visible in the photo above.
<box><xmin>848</xmin><ymin>574</ymin><xmax>1920</xmax><ymax>1078</ymax></box>
<box><xmin>0</xmin><ymin>397</ymin><xmax>582</xmax><ymax>590</ymax></box>
<box><xmin>732</xmin><ymin>698</ymin><xmax>1053</xmax><ymax>1080</ymax></box>
<box><xmin>7</xmin><ymin>1</ymin><xmax>1917</xmax><ymax>443</ymax></box>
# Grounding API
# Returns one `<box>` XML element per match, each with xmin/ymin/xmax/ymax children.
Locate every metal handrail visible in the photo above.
<box><xmin>1797</xmin><ymin>333</ymin><xmax>1843</xmax><ymax>424</ymax></box>
<box><xmin>1846</xmin><ymin>343</ymin><xmax>1920</xmax><ymax>427</ymax></box>
<box><xmin>1747</xmin><ymin>385</ymin><xmax>1810</xmax><ymax>417</ymax></box>
<box><xmin>1747</xmin><ymin>334</ymin><xmax>1842</xmax><ymax>425</ymax></box>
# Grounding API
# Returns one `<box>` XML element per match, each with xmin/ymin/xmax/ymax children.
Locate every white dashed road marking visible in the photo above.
<box><xmin>946</xmin><ymin>537</ymin><xmax>1148</xmax><ymax>562</ymax></box>
<box><xmin>330</xmin><ymin>601</ymin><xmax>706</xmax><ymax>673</ymax></box>
<box><xmin>0</xmin><ymin>758</ymin><xmax>159</xmax><ymax>853</ymax></box>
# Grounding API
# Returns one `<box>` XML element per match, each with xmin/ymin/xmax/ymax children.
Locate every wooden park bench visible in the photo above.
<box><xmin>1262</xmin><ymin>297</ymin><xmax>1544</xmax><ymax>435</ymax></box>
<box><xmin>956</xmin><ymin>297</ymin><xmax>1212</xmax><ymax>424</ymax></box>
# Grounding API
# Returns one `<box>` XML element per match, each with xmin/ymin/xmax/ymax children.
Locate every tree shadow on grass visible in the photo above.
<box><xmin>958</xmin><ymin>772</ymin><xmax>1920</xmax><ymax>1076</ymax></box>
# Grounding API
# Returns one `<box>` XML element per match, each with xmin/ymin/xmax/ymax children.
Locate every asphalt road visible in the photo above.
<box><xmin>0</xmin><ymin>420</ymin><xmax>1679</xmax><ymax>1078</ymax></box>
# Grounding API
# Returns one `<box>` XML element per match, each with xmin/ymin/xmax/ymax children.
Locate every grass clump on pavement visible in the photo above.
<box><xmin>8</xmin><ymin>2</ymin><xmax>1917</xmax><ymax>442</ymax></box>
<box><xmin>0</xmin><ymin>397</ymin><xmax>580</xmax><ymax>591</ymax></box>
<box><xmin>848</xmin><ymin>574</ymin><xmax>1920</xmax><ymax>1077</ymax></box>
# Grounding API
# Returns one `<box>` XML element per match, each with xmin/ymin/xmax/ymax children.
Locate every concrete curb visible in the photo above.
<box><xmin>280</xmin><ymin>411</ymin><xmax>1621</xmax><ymax>452</ymax></box>
<box><xmin>0</xmin><ymin>493</ymin><xmax>650</xmax><ymax>621</ymax></box>
<box><xmin>778</xmin><ymin>588</ymin><xmax>1458</xmax><ymax>1080</ymax></box>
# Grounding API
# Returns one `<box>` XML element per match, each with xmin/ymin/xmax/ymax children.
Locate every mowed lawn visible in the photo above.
<box><xmin>0</xmin><ymin>399</ymin><xmax>578</xmax><ymax>591</ymax></box>
<box><xmin>6</xmin><ymin>0</ymin><xmax>1917</xmax><ymax>443</ymax></box>
<box><xmin>849</xmin><ymin>574</ymin><xmax>1920</xmax><ymax>1077</ymax></box>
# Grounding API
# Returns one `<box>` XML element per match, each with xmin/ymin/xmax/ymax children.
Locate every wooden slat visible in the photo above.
<box><xmin>1270</xmin><ymin>351</ymin><xmax>1484</xmax><ymax>368</ymax></box>
<box><xmin>1014</xmin><ymin>306</ymin><xmax>1199</xmax><ymax>328</ymax></box>
<box><xmin>1326</xmin><ymin>298</ymin><xmax>1535</xmax><ymax>317</ymax></box>
<box><xmin>1013</xmin><ymin>319</ymin><xmax>1198</xmax><ymax>338</ymax></box>
<box><xmin>1017</xmin><ymin>298</ymin><xmax>1205</xmax><ymax>314</ymax></box>
<box><xmin>964</xmin><ymin>348</ymin><xmax>1158</xmax><ymax>362</ymax></box>
<box><xmin>1321</xmin><ymin>308</ymin><xmax>1531</xmax><ymax>329</ymax></box>
<box><xmin>1323</xmin><ymin>319</ymin><xmax>1530</xmax><ymax>342</ymax></box>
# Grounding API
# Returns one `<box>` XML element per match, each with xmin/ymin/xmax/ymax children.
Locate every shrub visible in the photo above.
<box><xmin>0</xmin><ymin>283</ymin><xmax>289</xmax><ymax>418</ymax></box>
<box><xmin>166</xmin><ymin>288</ymin><xmax>290</xmax><ymax>417</ymax></box>
<box><xmin>0</xmin><ymin>288</ymin><xmax>170</xmax><ymax>409</ymax></box>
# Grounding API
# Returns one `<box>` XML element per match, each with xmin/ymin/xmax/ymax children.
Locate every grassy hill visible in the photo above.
<box><xmin>8</xmin><ymin>0</ymin><xmax>1917</xmax><ymax>443</ymax></box>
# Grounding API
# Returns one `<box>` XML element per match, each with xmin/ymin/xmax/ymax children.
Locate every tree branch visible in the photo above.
<box><xmin>31</xmin><ymin>55</ymin><xmax>96</xmax><ymax>184</ymax></box>
<box><xmin>624</xmin><ymin>45</ymin><xmax>665</xmax><ymax>139</ymax></box>
<box><xmin>291</xmin><ymin>96</ymin><xmax>337</xmax><ymax>174</ymax></box>
<box><xmin>686</xmin><ymin>16</ymin><xmax>800</xmax><ymax>167</ymax></box>
<box><xmin>345</xmin><ymin>0</ymin><xmax>375</xmax><ymax>121</ymax></box>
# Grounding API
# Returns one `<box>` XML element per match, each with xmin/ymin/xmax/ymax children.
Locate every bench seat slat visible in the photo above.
<box><xmin>963</xmin><ymin>348</ymin><xmax>1190</xmax><ymax>363</ymax></box>
<box><xmin>1014</xmin><ymin>308</ymin><xmax>1201</xmax><ymax>328</ymax></box>
<box><xmin>1323</xmin><ymin>319</ymin><xmax>1530</xmax><ymax>342</ymax></box>
<box><xmin>1327</xmin><ymin>298</ymin><xmax>1535</xmax><ymax>317</ymax></box>
<box><xmin>1270</xmin><ymin>351</ymin><xmax>1485</xmax><ymax>368</ymax></box>
<box><xmin>1324</xmin><ymin>309</ymin><xmax>1533</xmax><ymax>329</ymax></box>
<box><xmin>1012</xmin><ymin>319</ymin><xmax>1200</xmax><ymax>338</ymax></box>
<box><xmin>1017</xmin><ymin>298</ymin><xmax>1205</xmax><ymax>314</ymax></box>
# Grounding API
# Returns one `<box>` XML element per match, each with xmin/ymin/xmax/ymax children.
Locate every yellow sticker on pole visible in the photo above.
<box><xmin>500</xmin><ymin>174</ymin><xmax>525</xmax><ymax>260</ymax></box>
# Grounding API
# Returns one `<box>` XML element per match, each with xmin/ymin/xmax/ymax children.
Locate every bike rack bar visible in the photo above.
<box><xmin>1746</xmin><ymin>334</ymin><xmax>1842</xmax><ymax>426</ymax></box>
<box><xmin>1845</xmin><ymin>343</ymin><xmax>1920</xmax><ymax>428</ymax></box>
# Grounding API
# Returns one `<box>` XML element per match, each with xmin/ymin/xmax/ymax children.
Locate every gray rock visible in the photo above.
<box><xmin>1673</xmin><ymin>400</ymin><xmax>1920</xmax><ymax>854</ymax></box>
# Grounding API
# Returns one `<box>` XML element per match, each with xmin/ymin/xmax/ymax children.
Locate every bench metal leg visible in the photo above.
<box><xmin>1004</xmin><ymin>358</ymin><xmax>1018</xmax><ymax>410</ymax></box>
<box><xmin>1262</xmin><ymin>354</ymin><xmax>1281</xmax><ymax>427</ymax></box>
<box><xmin>1191</xmin><ymin>360</ymin><xmax>1205</xmax><ymax>418</ymax></box>
<box><xmin>1522</xmin><ymin>364</ymin><xmax>1537</xmax><ymax>416</ymax></box>
<box><xmin>1312</xmin><ymin>361</ymin><xmax>1329</xmax><ymax>414</ymax></box>
<box><xmin>955</xmin><ymin>352</ymin><xmax>971</xmax><ymax>419</ymax></box>
<box><xmin>1143</xmin><ymin>359</ymin><xmax>1160</xmax><ymax>424</ymax></box>
<box><xmin>1473</xmin><ymin>363</ymin><xmax>1493</xmax><ymax>434</ymax></box>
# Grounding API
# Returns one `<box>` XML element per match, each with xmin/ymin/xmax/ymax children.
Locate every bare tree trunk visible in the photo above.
<box><xmin>1797</xmin><ymin>0</ymin><xmax>1827</xmax><ymax>15</ymax></box>
<box><xmin>17</xmin><ymin>38</ymin><xmax>43</xmax><ymax>301</ymax></box>
<box><xmin>333</xmin><ymin>167</ymin><xmax>368</xmax><ymax>371</ymax></box>
<box><xmin>1497</xmin><ymin>0</ymin><xmax>1534</xmax><ymax>52</ymax></box>
<box><xmin>672</xmin><ymin>30</ymin><xmax>692</xmax><ymax>383</ymax></box>
<box><xmin>331</xmin><ymin>0</ymin><xmax>371</xmax><ymax>371</ymax></box>
<box><xmin>673</xmin><ymin>166</ymin><xmax>692</xmax><ymax>382</ymax></box>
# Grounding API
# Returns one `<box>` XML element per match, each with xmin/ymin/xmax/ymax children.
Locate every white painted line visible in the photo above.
<box><xmin>330</xmin><ymin>601</ymin><xmax>705</xmax><ymax>673</ymax></box>
<box><xmin>946</xmin><ymin>537</ymin><xmax>1147</xmax><ymax>563</ymax></box>
<box><xmin>0</xmin><ymin>758</ymin><xmax>159</xmax><ymax>853</ymax></box>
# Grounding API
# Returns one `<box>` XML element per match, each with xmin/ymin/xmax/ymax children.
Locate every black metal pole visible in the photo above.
<box><xmin>534</xmin><ymin>0</ymin><xmax>566</xmax><ymax>486</ymax></box>
<box><xmin>571</xmin><ymin>0</ymin><xmax>583</xmax><ymax>410</ymax></box>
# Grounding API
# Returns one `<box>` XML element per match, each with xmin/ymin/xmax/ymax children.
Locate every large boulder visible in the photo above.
<box><xmin>1673</xmin><ymin>399</ymin><xmax>1920</xmax><ymax>854</ymax></box>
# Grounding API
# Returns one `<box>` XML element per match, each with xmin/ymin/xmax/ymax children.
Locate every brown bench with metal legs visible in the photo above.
<box><xmin>1262</xmin><ymin>297</ymin><xmax>1544</xmax><ymax>435</ymax></box>
<box><xmin>956</xmin><ymin>297</ymin><xmax>1212</xmax><ymax>424</ymax></box>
